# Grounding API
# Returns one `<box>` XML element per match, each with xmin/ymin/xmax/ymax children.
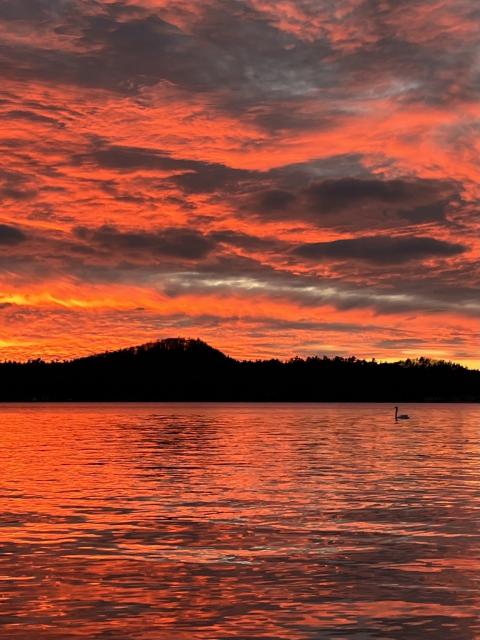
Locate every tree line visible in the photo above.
<box><xmin>0</xmin><ymin>338</ymin><xmax>478</xmax><ymax>402</ymax></box>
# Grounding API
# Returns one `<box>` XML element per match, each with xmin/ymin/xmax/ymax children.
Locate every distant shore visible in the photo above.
<box><xmin>0</xmin><ymin>338</ymin><xmax>478</xmax><ymax>403</ymax></box>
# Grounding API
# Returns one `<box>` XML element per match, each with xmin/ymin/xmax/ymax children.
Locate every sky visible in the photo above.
<box><xmin>0</xmin><ymin>0</ymin><xmax>478</xmax><ymax>365</ymax></box>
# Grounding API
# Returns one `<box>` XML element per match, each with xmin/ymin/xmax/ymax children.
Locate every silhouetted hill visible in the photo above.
<box><xmin>0</xmin><ymin>338</ymin><xmax>478</xmax><ymax>402</ymax></box>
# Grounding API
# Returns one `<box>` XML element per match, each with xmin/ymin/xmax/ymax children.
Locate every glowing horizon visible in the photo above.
<box><xmin>0</xmin><ymin>1</ymin><xmax>478</xmax><ymax>368</ymax></box>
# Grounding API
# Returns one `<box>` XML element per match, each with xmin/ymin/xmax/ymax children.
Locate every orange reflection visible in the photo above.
<box><xmin>0</xmin><ymin>404</ymin><xmax>479</xmax><ymax>638</ymax></box>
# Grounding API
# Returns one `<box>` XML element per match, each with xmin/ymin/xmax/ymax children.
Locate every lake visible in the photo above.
<box><xmin>0</xmin><ymin>403</ymin><xmax>478</xmax><ymax>639</ymax></box>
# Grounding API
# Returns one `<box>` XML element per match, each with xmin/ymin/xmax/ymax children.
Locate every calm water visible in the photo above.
<box><xmin>0</xmin><ymin>403</ymin><xmax>479</xmax><ymax>639</ymax></box>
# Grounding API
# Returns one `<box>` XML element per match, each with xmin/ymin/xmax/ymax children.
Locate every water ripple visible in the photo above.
<box><xmin>0</xmin><ymin>402</ymin><xmax>478</xmax><ymax>639</ymax></box>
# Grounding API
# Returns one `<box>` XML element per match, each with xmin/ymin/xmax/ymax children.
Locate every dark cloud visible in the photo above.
<box><xmin>0</xmin><ymin>169</ymin><xmax>38</xmax><ymax>201</ymax></box>
<box><xmin>302</xmin><ymin>178</ymin><xmax>445</xmax><ymax>214</ymax></box>
<box><xmin>77</xmin><ymin>13</ymin><xmax>215</xmax><ymax>92</ymax></box>
<box><xmin>73</xmin><ymin>224</ymin><xmax>275</xmax><ymax>260</ymax></box>
<box><xmin>0</xmin><ymin>224</ymin><xmax>27</xmax><ymax>245</ymax></box>
<box><xmin>256</xmin><ymin>189</ymin><xmax>296</xmax><ymax>212</ymax></box>
<box><xmin>0</xmin><ymin>0</ymin><xmax>477</xmax><ymax>122</ymax></box>
<box><xmin>74</xmin><ymin>225</ymin><xmax>216</xmax><ymax>260</ymax></box>
<box><xmin>340</xmin><ymin>0</ymin><xmax>480</xmax><ymax>107</ymax></box>
<box><xmin>249</xmin><ymin>177</ymin><xmax>457</xmax><ymax>230</ymax></box>
<box><xmin>210</xmin><ymin>230</ymin><xmax>277</xmax><ymax>251</ymax></box>
<box><xmin>0</xmin><ymin>222</ymin><xmax>477</xmax><ymax>321</ymax></box>
<box><xmin>79</xmin><ymin>145</ymin><xmax>194</xmax><ymax>172</ymax></box>
<box><xmin>0</xmin><ymin>0</ymin><xmax>336</xmax><ymax>125</ymax></box>
<box><xmin>294</xmin><ymin>235</ymin><xmax>466</xmax><ymax>265</ymax></box>
<box><xmin>157</xmin><ymin>256</ymin><xmax>480</xmax><ymax>317</ymax></box>
<box><xmin>249</xmin><ymin>105</ymin><xmax>332</xmax><ymax>133</ymax></box>
<box><xmin>376</xmin><ymin>338</ymin><xmax>427</xmax><ymax>349</ymax></box>
<box><xmin>0</xmin><ymin>0</ymin><xmax>71</xmax><ymax>22</ymax></box>
<box><xmin>77</xmin><ymin>144</ymin><xmax>251</xmax><ymax>193</ymax></box>
<box><xmin>82</xmin><ymin>149</ymin><xmax>429</xmax><ymax>233</ymax></box>
<box><xmin>0</xmin><ymin>186</ymin><xmax>37</xmax><ymax>201</ymax></box>
<box><xmin>2</xmin><ymin>109</ymin><xmax>63</xmax><ymax>127</ymax></box>
<box><xmin>247</xmin><ymin>317</ymin><xmax>387</xmax><ymax>334</ymax></box>
<box><xmin>172</xmin><ymin>164</ymin><xmax>250</xmax><ymax>194</ymax></box>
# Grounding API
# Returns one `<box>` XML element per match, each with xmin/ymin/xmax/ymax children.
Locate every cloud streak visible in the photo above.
<box><xmin>294</xmin><ymin>235</ymin><xmax>466</xmax><ymax>265</ymax></box>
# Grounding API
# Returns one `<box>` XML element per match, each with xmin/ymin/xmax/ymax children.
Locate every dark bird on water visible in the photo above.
<box><xmin>395</xmin><ymin>406</ymin><xmax>410</xmax><ymax>420</ymax></box>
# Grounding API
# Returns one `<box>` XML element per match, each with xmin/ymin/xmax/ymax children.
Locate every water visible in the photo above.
<box><xmin>0</xmin><ymin>403</ymin><xmax>479</xmax><ymax>639</ymax></box>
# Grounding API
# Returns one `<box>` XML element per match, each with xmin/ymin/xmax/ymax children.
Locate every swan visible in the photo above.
<box><xmin>395</xmin><ymin>406</ymin><xmax>410</xmax><ymax>420</ymax></box>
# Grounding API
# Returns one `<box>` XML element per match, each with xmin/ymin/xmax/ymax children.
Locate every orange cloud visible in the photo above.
<box><xmin>0</xmin><ymin>0</ymin><xmax>477</xmax><ymax>366</ymax></box>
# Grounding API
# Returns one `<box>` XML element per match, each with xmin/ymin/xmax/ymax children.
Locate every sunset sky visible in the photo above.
<box><xmin>0</xmin><ymin>0</ymin><xmax>479</xmax><ymax>365</ymax></box>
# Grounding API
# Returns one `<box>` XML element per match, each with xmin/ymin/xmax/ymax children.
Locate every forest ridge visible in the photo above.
<box><xmin>0</xmin><ymin>338</ymin><xmax>478</xmax><ymax>402</ymax></box>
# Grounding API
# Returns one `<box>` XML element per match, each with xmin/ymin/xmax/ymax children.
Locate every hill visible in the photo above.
<box><xmin>0</xmin><ymin>338</ymin><xmax>478</xmax><ymax>402</ymax></box>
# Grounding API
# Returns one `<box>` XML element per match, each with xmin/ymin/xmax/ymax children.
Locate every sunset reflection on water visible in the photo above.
<box><xmin>0</xmin><ymin>403</ymin><xmax>479</xmax><ymax>639</ymax></box>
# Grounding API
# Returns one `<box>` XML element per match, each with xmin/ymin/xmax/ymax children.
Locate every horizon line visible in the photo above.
<box><xmin>2</xmin><ymin>337</ymin><xmax>477</xmax><ymax>371</ymax></box>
